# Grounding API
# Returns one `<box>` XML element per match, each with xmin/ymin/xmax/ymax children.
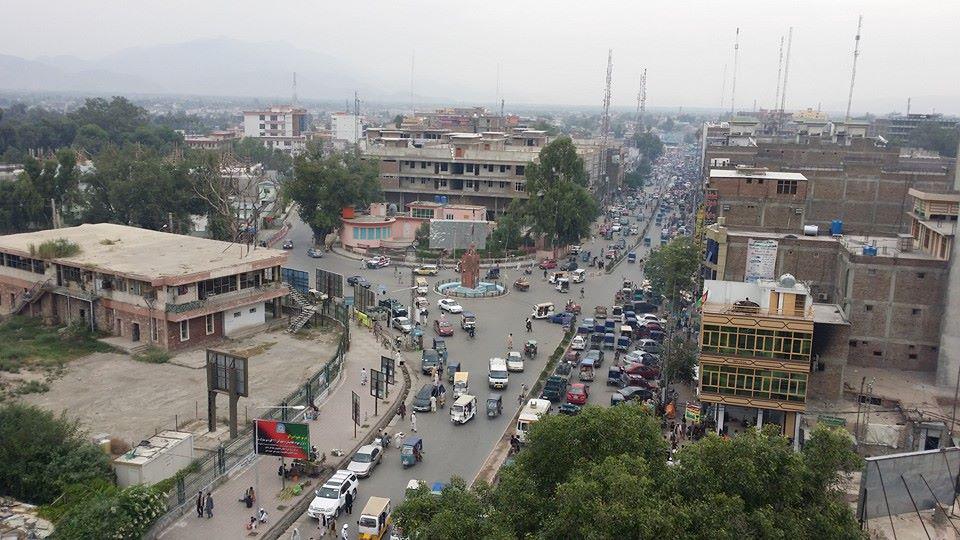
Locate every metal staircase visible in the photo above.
<box><xmin>12</xmin><ymin>279</ymin><xmax>51</xmax><ymax>315</ymax></box>
<box><xmin>285</xmin><ymin>285</ymin><xmax>318</xmax><ymax>333</ymax></box>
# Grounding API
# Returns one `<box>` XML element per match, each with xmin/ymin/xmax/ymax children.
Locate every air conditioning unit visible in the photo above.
<box><xmin>794</xmin><ymin>208</ymin><xmax>803</xmax><ymax>215</ymax></box>
<box><xmin>817</xmin><ymin>293</ymin><xmax>828</xmax><ymax>302</ymax></box>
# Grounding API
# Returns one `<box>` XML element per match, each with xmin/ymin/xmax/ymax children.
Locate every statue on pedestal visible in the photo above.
<box><xmin>460</xmin><ymin>243</ymin><xmax>480</xmax><ymax>289</ymax></box>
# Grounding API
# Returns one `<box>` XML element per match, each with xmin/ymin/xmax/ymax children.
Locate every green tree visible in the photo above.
<box><xmin>487</xmin><ymin>199</ymin><xmax>525</xmax><ymax>253</ymax></box>
<box><xmin>644</xmin><ymin>236</ymin><xmax>699</xmax><ymax>303</ymax></box>
<box><xmin>663</xmin><ymin>335</ymin><xmax>698</xmax><ymax>384</ymax></box>
<box><xmin>54</xmin><ymin>483</ymin><xmax>166</xmax><ymax>540</ymax></box>
<box><xmin>234</xmin><ymin>137</ymin><xmax>293</xmax><ymax>172</ymax></box>
<box><xmin>633</xmin><ymin>131</ymin><xmax>664</xmax><ymax>161</ymax></box>
<box><xmin>393</xmin><ymin>114</ymin><xmax>404</xmax><ymax>128</ymax></box>
<box><xmin>394</xmin><ymin>478</ymin><xmax>508</xmax><ymax>539</ymax></box>
<box><xmin>523</xmin><ymin>137</ymin><xmax>598</xmax><ymax>250</ymax></box>
<box><xmin>907</xmin><ymin>124</ymin><xmax>958</xmax><ymax>157</ymax></box>
<box><xmin>0</xmin><ymin>174</ymin><xmax>45</xmax><ymax>232</ymax></box>
<box><xmin>285</xmin><ymin>151</ymin><xmax>381</xmax><ymax>241</ymax></box>
<box><xmin>0</xmin><ymin>403</ymin><xmax>112</xmax><ymax>505</ymax></box>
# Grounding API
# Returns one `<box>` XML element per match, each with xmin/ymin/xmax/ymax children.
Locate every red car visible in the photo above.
<box><xmin>433</xmin><ymin>319</ymin><xmax>454</xmax><ymax>336</ymax></box>
<box><xmin>538</xmin><ymin>258</ymin><xmax>557</xmax><ymax>269</ymax></box>
<box><xmin>566</xmin><ymin>383</ymin><xmax>588</xmax><ymax>405</ymax></box>
<box><xmin>624</xmin><ymin>361</ymin><xmax>660</xmax><ymax>380</ymax></box>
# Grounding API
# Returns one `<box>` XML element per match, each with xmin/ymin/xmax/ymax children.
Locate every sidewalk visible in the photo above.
<box><xmin>157</xmin><ymin>321</ymin><xmax>402</xmax><ymax>540</ymax></box>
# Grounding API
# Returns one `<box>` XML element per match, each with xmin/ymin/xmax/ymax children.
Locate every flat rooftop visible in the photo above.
<box><xmin>0</xmin><ymin>223</ymin><xmax>287</xmax><ymax>285</ymax></box>
<box><xmin>811</xmin><ymin>303</ymin><xmax>850</xmax><ymax>325</ymax></box>
<box><xmin>710</xmin><ymin>168</ymin><xmax>808</xmax><ymax>181</ymax></box>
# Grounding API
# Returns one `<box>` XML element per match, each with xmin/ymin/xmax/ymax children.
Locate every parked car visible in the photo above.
<box><xmin>538</xmin><ymin>258</ymin><xmax>557</xmax><ymax>269</ymax></box>
<box><xmin>307</xmin><ymin>470</ymin><xmax>358</xmax><ymax>519</ymax></box>
<box><xmin>365</xmin><ymin>256</ymin><xmax>391</xmax><ymax>268</ymax></box>
<box><xmin>306</xmin><ymin>247</ymin><xmax>324</xmax><ymax>258</ymax></box>
<box><xmin>571</xmin><ymin>335</ymin><xmax>586</xmax><ymax>351</ymax></box>
<box><xmin>282</xmin><ymin>240</ymin><xmax>294</xmax><ymax>250</ymax></box>
<box><xmin>392</xmin><ymin>317</ymin><xmax>413</xmax><ymax>333</ymax></box>
<box><xmin>610</xmin><ymin>386</ymin><xmax>654</xmax><ymax>406</ymax></box>
<box><xmin>566</xmin><ymin>383</ymin><xmax>589</xmax><ymax>405</ymax></box>
<box><xmin>347</xmin><ymin>276</ymin><xmax>371</xmax><ymax>288</ymax></box>
<box><xmin>560</xmin><ymin>260</ymin><xmax>578</xmax><ymax>272</ymax></box>
<box><xmin>438</xmin><ymin>298</ymin><xmax>463</xmax><ymax>313</ymax></box>
<box><xmin>378</xmin><ymin>298</ymin><xmax>408</xmax><ymax>318</ymax></box>
<box><xmin>347</xmin><ymin>444</ymin><xmax>383</xmax><ymax>478</ymax></box>
<box><xmin>414</xmin><ymin>264</ymin><xmax>439</xmax><ymax>276</ymax></box>
<box><xmin>412</xmin><ymin>384</ymin><xmax>435</xmax><ymax>412</ymax></box>
<box><xmin>433</xmin><ymin>319</ymin><xmax>454</xmax><ymax>336</ymax></box>
<box><xmin>583</xmin><ymin>348</ymin><xmax>604</xmax><ymax>368</ymax></box>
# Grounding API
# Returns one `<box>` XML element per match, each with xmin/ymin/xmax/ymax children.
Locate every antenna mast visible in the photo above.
<box><xmin>598</xmin><ymin>49</ymin><xmax>613</xmax><ymax>191</ymax></box>
<box><xmin>772</xmin><ymin>36</ymin><xmax>784</xmax><ymax>132</ymax></box>
<box><xmin>730</xmin><ymin>28</ymin><xmax>740</xmax><ymax>115</ymax></box>
<box><xmin>409</xmin><ymin>51</ymin><xmax>415</xmax><ymax>114</ymax></box>
<box><xmin>719</xmin><ymin>63</ymin><xmax>727</xmax><ymax>113</ymax></box>
<box><xmin>778</xmin><ymin>27</ymin><xmax>793</xmax><ymax>131</ymax></box>
<box><xmin>845</xmin><ymin>15</ymin><xmax>863</xmax><ymax>122</ymax></box>
<box><xmin>354</xmin><ymin>91</ymin><xmax>360</xmax><ymax>146</ymax></box>
<box><xmin>292</xmin><ymin>72</ymin><xmax>297</xmax><ymax>105</ymax></box>
<box><xmin>637</xmin><ymin>68</ymin><xmax>647</xmax><ymax>132</ymax></box>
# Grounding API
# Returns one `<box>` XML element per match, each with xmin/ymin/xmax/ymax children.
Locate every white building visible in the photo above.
<box><xmin>331</xmin><ymin>113</ymin><xmax>363</xmax><ymax>144</ymax></box>
<box><xmin>242</xmin><ymin>106</ymin><xmax>309</xmax><ymax>155</ymax></box>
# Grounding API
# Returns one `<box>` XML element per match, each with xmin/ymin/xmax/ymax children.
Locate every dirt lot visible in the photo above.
<box><xmin>22</xmin><ymin>325</ymin><xmax>341</xmax><ymax>448</ymax></box>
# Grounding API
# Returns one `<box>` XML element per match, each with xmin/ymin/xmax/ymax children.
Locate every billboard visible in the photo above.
<box><xmin>429</xmin><ymin>219</ymin><xmax>490</xmax><ymax>251</ymax></box>
<box><xmin>316</xmin><ymin>268</ymin><xmax>344</xmax><ymax>299</ymax></box>
<box><xmin>282</xmin><ymin>268</ymin><xmax>310</xmax><ymax>294</ymax></box>
<box><xmin>744</xmin><ymin>238</ymin><xmax>778</xmax><ymax>283</ymax></box>
<box><xmin>254</xmin><ymin>419</ymin><xmax>310</xmax><ymax>459</ymax></box>
<box><xmin>206</xmin><ymin>350</ymin><xmax>249</xmax><ymax>397</ymax></box>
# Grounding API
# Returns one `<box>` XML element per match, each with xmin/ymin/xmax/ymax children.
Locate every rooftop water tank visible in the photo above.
<box><xmin>830</xmin><ymin>220</ymin><xmax>843</xmax><ymax>237</ymax></box>
<box><xmin>803</xmin><ymin>225</ymin><xmax>819</xmax><ymax>236</ymax></box>
<box><xmin>862</xmin><ymin>245</ymin><xmax>878</xmax><ymax>256</ymax></box>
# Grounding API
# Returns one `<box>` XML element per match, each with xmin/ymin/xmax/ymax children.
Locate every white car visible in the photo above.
<box><xmin>641</xmin><ymin>313</ymin><xmax>666</xmax><ymax>325</ymax></box>
<box><xmin>392</xmin><ymin>316</ymin><xmax>413</xmax><ymax>333</ymax></box>
<box><xmin>307</xmin><ymin>470</ymin><xmax>359</xmax><ymax>519</ymax></box>
<box><xmin>365</xmin><ymin>256</ymin><xmax>391</xmax><ymax>268</ymax></box>
<box><xmin>571</xmin><ymin>335</ymin><xmax>586</xmax><ymax>351</ymax></box>
<box><xmin>347</xmin><ymin>444</ymin><xmax>383</xmax><ymax>478</ymax></box>
<box><xmin>611</xmin><ymin>225</ymin><xmax>622</xmax><ymax>232</ymax></box>
<box><xmin>437</xmin><ymin>298</ymin><xmax>463</xmax><ymax>313</ymax></box>
<box><xmin>506</xmin><ymin>351</ymin><xmax>524</xmax><ymax>372</ymax></box>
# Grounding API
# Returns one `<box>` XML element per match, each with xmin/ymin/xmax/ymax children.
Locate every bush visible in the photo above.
<box><xmin>54</xmin><ymin>484</ymin><xmax>166</xmax><ymax>539</ymax></box>
<box><xmin>14</xmin><ymin>380</ymin><xmax>49</xmax><ymax>395</ymax></box>
<box><xmin>134</xmin><ymin>347</ymin><xmax>171</xmax><ymax>364</ymax></box>
<box><xmin>0</xmin><ymin>403</ymin><xmax>113</xmax><ymax>505</ymax></box>
<box><xmin>29</xmin><ymin>238</ymin><xmax>81</xmax><ymax>259</ymax></box>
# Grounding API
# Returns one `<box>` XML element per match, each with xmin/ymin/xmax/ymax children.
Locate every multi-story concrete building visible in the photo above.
<box><xmin>0</xmin><ymin>223</ymin><xmax>289</xmax><ymax>352</ymax></box>
<box><xmin>702</xmin><ymin>138</ymin><xmax>957</xmax><ymax>236</ymax></box>
<box><xmin>183</xmin><ymin>130</ymin><xmax>240</xmax><ymax>152</ymax></box>
<box><xmin>242</xmin><ymin>106</ymin><xmax>309</xmax><ymax>154</ymax></box>
<box><xmin>402</xmin><ymin>107</ymin><xmax>506</xmax><ymax>132</ymax></box>
<box><xmin>875</xmin><ymin>113</ymin><xmax>958</xmax><ymax>143</ymax></box>
<box><xmin>331</xmin><ymin>113</ymin><xmax>363</xmax><ymax>144</ymax></box>
<box><xmin>699</xmin><ymin>275</ymin><xmax>849</xmax><ymax>448</ymax></box>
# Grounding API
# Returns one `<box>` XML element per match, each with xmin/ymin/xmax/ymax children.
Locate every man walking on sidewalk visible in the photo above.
<box><xmin>345</xmin><ymin>491</ymin><xmax>353</xmax><ymax>514</ymax></box>
<box><xmin>410</xmin><ymin>411</ymin><xmax>417</xmax><ymax>432</ymax></box>
<box><xmin>360</xmin><ymin>368</ymin><xmax>368</xmax><ymax>386</ymax></box>
<box><xmin>398</xmin><ymin>401</ymin><xmax>406</xmax><ymax>420</ymax></box>
<box><xmin>195</xmin><ymin>490</ymin><xmax>204</xmax><ymax>518</ymax></box>
<box><xmin>204</xmin><ymin>492</ymin><xmax>214</xmax><ymax>518</ymax></box>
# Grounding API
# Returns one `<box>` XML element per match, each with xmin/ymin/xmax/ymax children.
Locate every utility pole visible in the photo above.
<box><xmin>845</xmin><ymin>15</ymin><xmax>864</xmax><ymax>122</ymax></box>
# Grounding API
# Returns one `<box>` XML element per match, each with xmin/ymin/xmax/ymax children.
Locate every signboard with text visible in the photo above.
<box><xmin>381</xmin><ymin>356</ymin><xmax>396</xmax><ymax>385</ymax></box>
<box><xmin>254</xmin><ymin>419</ymin><xmax>310</xmax><ymax>459</ymax></box>
<box><xmin>745</xmin><ymin>238</ymin><xmax>778</xmax><ymax>283</ymax></box>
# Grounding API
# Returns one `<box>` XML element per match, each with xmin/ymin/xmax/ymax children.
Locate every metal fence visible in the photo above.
<box><xmin>150</xmin><ymin>311</ymin><xmax>348</xmax><ymax>534</ymax></box>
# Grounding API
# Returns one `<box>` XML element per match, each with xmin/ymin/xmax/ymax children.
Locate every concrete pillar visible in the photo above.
<box><xmin>937</xmin><ymin>246</ymin><xmax>960</xmax><ymax>388</ymax></box>
<box><xmin>716</xmin><ymin>404</ymin><xmax>725</xmax><ymax>435</ymax></box>
<box><xmin>793</xmin><ymin>413</ymin><xmax>801</xmax><ymax>451</ymax></box>
<box><xmin>756</xmin><ymin>408</ymin><xmax>764</xmax><ymax>429</ymax></box>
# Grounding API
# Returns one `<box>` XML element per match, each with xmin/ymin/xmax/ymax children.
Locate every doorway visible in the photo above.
<box><xmin>131</xmin><ymin>323</ymin><xmax>140</xmax><ymax>342</ymax></box>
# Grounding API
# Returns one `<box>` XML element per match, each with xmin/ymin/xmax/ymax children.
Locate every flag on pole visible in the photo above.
<box><xmin>694</xmin><ymin>289</ymin><xmax>709</xmax><ymax>309</ymax></box>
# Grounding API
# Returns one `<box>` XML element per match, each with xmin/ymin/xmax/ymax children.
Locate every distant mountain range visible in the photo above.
<box><xmin>0</xmin><ymin>38</ymin><xmax>378</xmax><ymax>101</ymax></box>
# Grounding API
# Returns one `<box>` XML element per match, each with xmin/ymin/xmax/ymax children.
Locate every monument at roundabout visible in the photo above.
<box><xmin>435</xmin><ymin>243</ymin><xmax>506</xmax><ymax>298</ymax></box>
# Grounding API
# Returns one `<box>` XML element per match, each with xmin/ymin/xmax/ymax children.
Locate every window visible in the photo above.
<box><xmin>776</xmin><ymin>180</ymin><xmax>798</xmax><ymax>195</ymax></box>
<box><xmin>239</xmin><ymin>272</ymin><xmax>261</xmax><ymax>290</ymax></box>
<box><xmin>177</xmin><ymin>285</ymin><xmax>189</xmax><ymax>296</ymax></box>
<box><xmin>249</xmin><ymin>307</ymin><xmax>257</xmax><ymax>313</ymax></box>
<box><xmin>873</xmin><ymin>351</ymin><xmax>882</xmax><ymax>356</ymax></box>
<box><xmin>61</xmin><ymin>265</ymin><xmax>81</xmax><ymax>283</ymax></box>
<box><xmin>745</xmin><ymin>178</ymin><xmax>753</xmax><ymax>184</ymax></box>
<box><xmin>515</xmin><ymin>183</ymin><xmax>525</xmax><ymax>192</ymax></box>
<box><xmin>499</xmin><ymin>182</ymin><xmax>506</xmax><ymax>189</ymax></box>
<box><xmin>867</xmin><ymin>269</ymin><xmax>877</xmax><ymax>275</ymax></box>
<box><xmin>500</xmin><ymin>165</ymin><xmax>507</xmax><ymax>173</ymax></box>
<box><xmin>205</xmin><ymin>314</ymin><xmax>215</xmax><ymax>335</ymax></box>
<box><xmin>180</xmin><ymin>320</ymin><xmax>190</xmax><ymax>341</ymax></box>
<box><xmin>849</xmin><ymin>340</ymin><xmax>858</xmax><ymax>347</ymax></box>
<box><xmin>151</xmin><ymin>318</ymin><xmax>159</xmax><ymax>341</ymax></box>
<box><xmin>515</xmin><ymin>165</ymin><xmax>525</xmax><ymax>175</ymax></box>
<box><xmin>420</xmin><ymin>162</ymin><xmax>426</xmax><ymax>169</ymax></box>
<box><xmin>865</xmin><ymin>304</ymin><xmax>873</xmax><ymax>311</ymax></box>
<box><xmin>353</xmin><ymin>228</ymin><xmax>359</xmax><ymax>239</ymax></box>
<box><xmin>917</xmin><ymin>272</ymin><xmax>926</xmax><ymax>279</ymax></box>
<box><xmin>233</xmin><ymin>311</ymin><xmax>241</xmax><ymax>318</ymax></box>
<box><xmin>412</xmin><ymin>208</ymin><xmax>433</xmax><ymax>219</ymax></box>
<box><xmin>700</xmin><ymin>324</ymin><xmax>812</xmax><ymax>362</ymax></box>
<box><xmin>441</xmin><ymin>163</ymin><xmax>448</xmax><ymax>172</ymax></box>
<box><xmin>912</xmin><ymin>308</ymin><xmax>922</xmax><ymax>315</ymax></box>
<box><xmin>909</xmin><ymin>353</ymin><xmax>918</xmax><ymax>360</ymax></box>
<box><xmin>700</xmin><ymin>363</ymin><xmax>807</xmax><ymax>403</ymax></box>
<box><xmin>465</xmin><ymin>180</ymin><xmax>473</xmax><ymax>188</ymax></box>
<box><xmin>198</xmin><ymin>275</ymin><xmax>237</xmax><ymax>299</ymax></box>
<box><xmin>446</xmin><ymin>214</ymin><xmax>454</xmax><ymax>219</ymax></box>
<box><xmin>130</xmin><ymin>280</ymin><xmax>144</xmax><ymax>296</ymax></box>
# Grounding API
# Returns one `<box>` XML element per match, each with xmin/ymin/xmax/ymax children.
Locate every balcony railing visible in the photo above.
<box><xmin>703</xmin><ymin>302</ymin><xmax>813</xmax><ymax>319</ymax></box>
<box><xmin>166</xmin><ymin>282</ymin><xmax>284</xmax><ymax>313</ymax></box>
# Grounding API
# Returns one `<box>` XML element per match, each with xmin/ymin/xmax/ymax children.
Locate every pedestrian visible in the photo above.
<box><xmin>258</xmin><ymin>507</ymin><xmax>269</xmax><ymax>523</ymax></box>
<box><xmin>398</xmin><ymin>401</ymin><xmax>406</xmax><ymax>420</ymax></box>
<box><xmin>196</xmin><ymin>490</ymin><xmax>204</xmax><ymax>518</ymax></box>
<box><xmin>345</xmin><ymin>491</ymin><xmax>353</xmax><ymax>514</ymax></box>
<box><xmin>360</xmin><ymin>367</ymin><xmax>368</xmax><ymax>386</ymax></box>
<box><xmin>507</xmin><ymin>333</ymin><xmax>513</xmax><ymax>350</ymax></box>
<box><xmin>248</xmin><ymin>516</ymin><xmax>258</xmax><ymax>532</ymax></box>
<box><xmin>430</xmin><ymin>395</ymin><xmax>437</xmax><ymax>412</ymax></box>
<box><xmin>291</xmin><ymin>527</ymin><xmax>302</xmax><ymax>540</ymax></box>
<box><xmin>341</xmin><ymin>523</ymin><xmax>349</xmax><ymax>540</ymax></box>
<box><xmin>320</xmin><ymin>513</ymin><xmax>329</xmax><ymax>536</ymax></box>
<box><xmin>204</xmin><ymin>492</ymin><xmax>214</xmax><ymax>518</ymax></box>
<box><xmin>410</xmin><ymin>411</ymin><xmax>417</xmax><ymax>432</ymax></box>
<box><xmin>329</xmin><ymin>514</ymin><xmax>337</xmax><ymax>536</ymax></box>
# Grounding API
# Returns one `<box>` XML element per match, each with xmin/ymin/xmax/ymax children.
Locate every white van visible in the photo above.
<box><xmin>450</xmin><ymin>394</ymin><xmax>477</xmax><ymax>424</ymax></box>
<box><xmin>488</xmin><ymin>358</ymin><xmax>509</xmax><ymax>389</ymax></box>
<box><xmin>571</xmin><ymin>269</ymin><xmax>586</xmax><ymax>284</ymax></box>
<box><xmin>307</xmin><ymin>469</ymin><xmax>359</xmax><ymax>519</ymax></box>
<box><xmin>516</xmin><ymin>398</ymin><xmax>551</xmax><ymax>443</ymax></box>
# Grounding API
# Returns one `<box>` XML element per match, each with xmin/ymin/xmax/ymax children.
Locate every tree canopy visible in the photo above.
<box><xmin>395</xmin><ymin>404</ymin><xmax>865</xmax><ymax>540</ymax></box>
<box><xmin>644</xmin><ymin>236</ymin><xmax>700</xmax><ymax>303</ymax></box>
<box><xmin>907</xmin><ymin>124</ymin><xmax>958</xmax><ymax>158</ymax></box>
<box><xmin>285</xmin><ymin>150</ymin><xmax>382</xmax><ymax>241</ymax></box>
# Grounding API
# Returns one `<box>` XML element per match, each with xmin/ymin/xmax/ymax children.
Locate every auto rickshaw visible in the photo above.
<box><xmin>447</xmin><ymin>361</ymin><xmax>461</xmax><ymax>383</ymax></box>
<box><xmin>400</xmin><ymin>437</ymin><xmax>423</xmax><ymax>468</ymax></box>
<box><xmin>524</xmin><ymin>340</ymin><xmax>538</xmax><ymax>358</ymax></box>
<box><xmin>513</xmin><ymin>277</ymin><xmax>530</xmax><ymax>291</ymax></box>
<box><xmin>486</xmin><ymin>393</ymin><xmax>503</xmax><ymax>417</ymax></box>
<box><xmin>485</xmin><ymin>267</ymin><xmax>501</xmax><ymax>280</ymax></box>
<box><xmin>532</xmin><ymin>302</ymin><xmax>555</xmax><ymax>320</ymax></box>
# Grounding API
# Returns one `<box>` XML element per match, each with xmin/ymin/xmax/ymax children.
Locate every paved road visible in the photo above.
<box><xmin>277</xmin><ymin>150</ymin><xmax>689</xmax><ymax>537</ymax></box>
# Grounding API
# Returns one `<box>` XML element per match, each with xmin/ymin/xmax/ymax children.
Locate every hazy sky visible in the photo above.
<box><xmin>3</xmin><ymin>0</ymin><xmax>958</xmax><ymax>113</ymax></box>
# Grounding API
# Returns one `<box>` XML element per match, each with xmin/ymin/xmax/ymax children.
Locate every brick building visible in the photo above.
<box><xmin>704</xmin><ymin>187</ymin><xmax>955</xmax><ymax>374</ymax></box>
<box><xmin>0</xmin><ymin>223</ymin><xmax>288</xmax><ymax>352</ymax></box>
<box><xmin>702</xmin><ymin>138</ymin><xmax>957</xmax><ymax>236</ymax></box>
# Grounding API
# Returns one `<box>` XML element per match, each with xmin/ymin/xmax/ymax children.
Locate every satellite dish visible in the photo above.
<box><xmin>778</xmin><ymin>273</ymin><xmax>797</xmax><ymax>288</ymax></box>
